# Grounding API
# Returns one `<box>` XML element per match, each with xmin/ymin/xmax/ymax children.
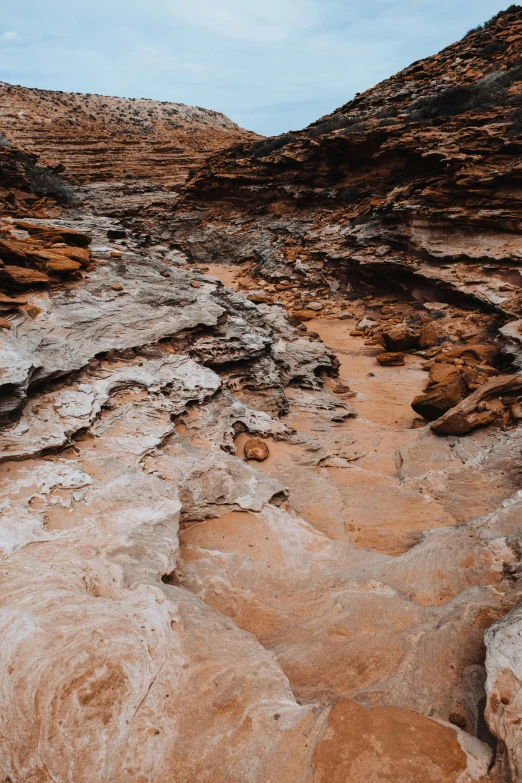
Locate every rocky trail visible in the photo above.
<box><xmin>2</xmin><ymin>205</ymin><xmax>519</xmax><ymax>782</ymax></box>
<box><xmin>3</xmin><ymin>5</ymin><xmax>522</xmax><ymax>782</ymax></box>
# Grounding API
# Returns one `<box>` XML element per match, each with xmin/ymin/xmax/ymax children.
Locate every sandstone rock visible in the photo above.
<box><xmin>431</xmin><ymin>375</ymin><xmax>522</xmax><ymax>435</ymax></box>
<box><xmin>292</xmin><ymin>309</ymin><xmax>317</xmax><ymax>321</ymax></box>
<box><xmin>485</xmin><ymin>602</ymin><xmax>522</xmax><ymax>783</ymax></box>
<box><xmin>428</xmin><ymin>362</ymin><xmax>460</xmax><ymax>386</ymax></box>
<box><xmin>244</xmin><ymin>438</ymin><xmax>270</xmax><ymax>461</ymax></box>
<box><xmin>419</xmin><ymin>320</ymin><xmax>442</xmax><ymax>348</ymax></box>
<box><xmin>0</xmin><ymin>264</ymin><xmax>49</xmax><ymax>287</ymax></box>
<box><xmin>376</xmin><ymin>351</ymin><xmax>405</xmax><ymax>366</ymax></box>
<box><xmin>47</xmin><ymin>245</ymin><xmax>91</xmax><ymax>267</ymax></box>
<box><xmin>35</xmin><ymin>253</ymin><xmax>82</xmax><ymax>274</ymax></box>
<box><xmin>0</xmin><ymin>318</ymin><xmax>11</xmax><ymax>329</ymax></box>
<box><xmin>412</xmin><ymin>375</ymin><xmax>468</xmax><ymax>421</ymax></box>
<box><xmin>15</xmin><ymin>222</ymin><xmax>92</xmax><ymax>247</ymax></box>
<box><xmin>383</xmin><ymin>323</ymin><xmax>419</xmax><ymax>352</ymax></box>
<box><xmin>311</xmin><ymin>701</ymin><xmax>491</xmax><ymax>783</ymax></box>
<box><xmin>247</xmin><ymin>292</ymin><xmax>270</xmax><ymax>303</ymax></box>
<box><xmin>0</xmin><ymin>237</ymin><xmax>29</xmax><ymax>264</ymax></box>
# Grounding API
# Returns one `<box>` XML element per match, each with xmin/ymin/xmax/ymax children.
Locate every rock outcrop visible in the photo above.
<box><xmin>3</xmin><ymin>5</ymin><xmax>522</xmax><ymax>782</ymax></box>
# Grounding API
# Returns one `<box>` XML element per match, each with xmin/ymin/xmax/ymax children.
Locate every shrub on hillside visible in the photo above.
<box><xmin>249</xmin><ymin>134</ymin><xmax>295</xmax><ymax>159</ymax></box>
<box><xmin>409</xmin><ymin>62</ymin><xmax>522</xmax><ymax>120</ymax></box>
<box><xmin>26</xmin><ymin>163</ymin><xmax>77</xmax><ymax>205</ymax></box>
<box><xmin>484</xmin><ymin>5</ymin><xmax>522</xmax><ymax>27</ymax></box>
<box><xmin>467</xmin><ymin>4</ymin><xmax>522</xmax><ymax>34</ymax></box>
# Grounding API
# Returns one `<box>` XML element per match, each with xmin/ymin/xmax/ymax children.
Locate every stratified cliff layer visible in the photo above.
<box><xmin>0</xmin><ymin>83</ymin><xmax>257</xmax><ymax>185</ymax></box>
<box><xmin>174</xmin><ymin>6</ymin><xmax>522</xmax><ymax>322</ymax></box>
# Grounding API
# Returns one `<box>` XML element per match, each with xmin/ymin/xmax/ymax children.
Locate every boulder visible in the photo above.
<box><xmin>0</xmin><ymin>238</ymin><xmax>29</xmax><ymax>264</ymax></box>
<box><xmin>15</xmin><ymin>221</ymin><xmax>91</xmax><ymax>247</ymax></box>
<box><xmin>383</xmin><ymin>323</ymin><xmax>419</xmax><ymax>352</ymax></box>
<box><xmin>428</xmin><ymin>362</ymin><xmax>460</xmax><ymax>387</ymax></box>
<box><xmin>418</xmin><ymin>320</ymin><xmax>442</xmax><ymax>348</ymax></box>
<box><xmin>431</xmin><ymin>375</ymin><xmax>522</xmax><ymax>435</ymax></box>
<box><xmin>412</xmin><ymin>375</ymin><xmax>468</xmax><ymax>421</ymax></box>
<box><xmin>376</xmin><ymin>352</ymin><xmax>405</xmax><ymax>366</ymax></box>
<box><xmin>33</xmin><ymin>252</ymin><xmax>82</xmax><ymax>274</ymax></box>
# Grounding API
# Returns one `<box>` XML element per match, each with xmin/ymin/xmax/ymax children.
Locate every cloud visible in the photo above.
<box><xmin>164</xmin><ymin>0</ymin><xmax>318</xmax><ymax>42</ymax></box>
<box><xmin>138</xmin><ymin>44</ymin><xmax>206</xmax><ymax>74</ymax></box>
<box><xmin>0</xmin><ymin>31</ymin><xmax>18</xmax><ymax>42</ymax></box>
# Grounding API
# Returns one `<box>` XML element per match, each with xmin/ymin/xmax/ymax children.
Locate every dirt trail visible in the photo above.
<box><xmin>173</xmin><ymin>264</ymin><xmax>522</xmax><ymax>770</ymax></box>
<box><xmin>202</xmin><ymin>264</ymin><xmax>452</xmax><ymax>555</ymax></box>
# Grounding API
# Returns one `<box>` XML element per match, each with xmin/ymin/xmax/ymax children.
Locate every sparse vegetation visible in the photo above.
<box><xmin>26</xmin><ymin>163</ymin><xmax>77</xmax><ymax>204</ymax></box>
<box><xmin>468</xmin><ymin>4</ymin><xmax>522</xmax><ymax>34</ymax></box>
<box><xmin>249</xmin><ymin>134</ymin><xmax>295</xmax><ymax>159</ymax></box>
<box><xmin>409</xmin><ymin>61</ymin><xmax>522</xmax><ymax>120</ymax></box>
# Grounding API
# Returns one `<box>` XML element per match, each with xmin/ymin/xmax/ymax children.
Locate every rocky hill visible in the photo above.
<box><xmin>2</xmin><ymin>6</ymin><xmax>522</xmax><ymax>783</ymax></box>
<box><xmin>0</xmin><ymin>82</ymin><xmax>257</xmax><ymax>185</ymax></box>
<box><xmin>175</xmin><ymin>5</ymin><xmax>522</xmax><ymax>322</ymax></box>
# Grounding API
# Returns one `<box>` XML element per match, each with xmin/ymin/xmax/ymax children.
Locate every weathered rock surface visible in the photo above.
<box><xmin>3</xmin><ymin>6</ymin><xmax>522</xmax><ymax>782</ymax></box>
<box><xmin>0</xmin><ymin>83</ymin><xmax>258</xmax><ymax>187</ymax></box>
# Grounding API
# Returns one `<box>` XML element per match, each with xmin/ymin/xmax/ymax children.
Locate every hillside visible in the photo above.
<box><xmin>0</xmin><ymin>83</ymin><xmax>257</xmax><ymax>185</ymax></box>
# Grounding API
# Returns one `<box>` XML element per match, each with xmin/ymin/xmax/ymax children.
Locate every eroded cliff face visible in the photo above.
<box><xmin>2</xmin><ymin>7</ymin><xmax>522</xmax><ymax>783</ymax></box>
<box><xmin>0</xmin><ymin>83</ymin><xmax>259</xmax><ymax>234</ymax></box>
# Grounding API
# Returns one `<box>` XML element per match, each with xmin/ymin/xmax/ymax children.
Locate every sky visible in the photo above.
<box><xmin>0</xmin><ymin>1</ymin><xmax>516</xmax><ymax>136</ymax></box>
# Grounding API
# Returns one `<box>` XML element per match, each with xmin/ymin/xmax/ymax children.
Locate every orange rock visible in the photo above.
<box><xmin>34</xmin><ymin>253</ymin><xmax>82</xmax><ymax>274</ymax></box>
<box><xmin>292</xmin><ymin>309</ymin><xmax>317</xmax><ymax>321</ymax></box>
<box><xmin>412</xmin><ymin>375</ymin><xmax>468</xmax><ymax>421</ymax></box>
<box><xmin>0</xmin><ymin>317</ymin><xmax>12</xmax><ymax>329</ymax></box>
<box><xmin>419</xmin><ymin>320</ymin><xmax>442</xmax><ymax>348</ymax></box>
<box><xmin>190</xmin><ymin>280</ymin><xmax>201</xmax><ymax>288</ymax></box>
<box><xmin>48</xmin><ymin>246</ymin><xmax>91</xmax><ymax>267</ymax></box>
<box><xmin>244</xmin><ymin>438</ymin><xmax>270</xmax><ymax>461</ymax></box>
<box><xmin>376</xmin><ymin>352</ymin><xmax>405</xmax><ymax>366</ymax></box>
<box><xmin>0</xmin><ymin>265</ymin><xmax>49</xmax><ymax>287</ymax></box>
<box><xmin>311</xmin><ymin>701</ymin><xmax>480</xmax><ymax>783</ymax></box>
<box><xmin>383</xmin><ymin>323</ymin><xmax>419</xmax><ymax>352</ymax></box>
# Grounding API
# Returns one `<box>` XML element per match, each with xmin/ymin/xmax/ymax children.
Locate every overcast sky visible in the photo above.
<box><xmin>0</xmin><ymin>1</ymin><xmax>515</xmax><ymax>135</ymax></box>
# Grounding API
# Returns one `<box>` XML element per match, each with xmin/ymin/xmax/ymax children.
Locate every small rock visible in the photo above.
<box><xmin>383</xmin><ymin>323</ymin><xmax>419</xmax><ymax>352</ymax></box>
<box><xmin>292</xmin><ymin>309</ymin><xmax>317</xmax><ymax>321</ymax></box>
<box><xmin>350</xmin><ymin>330</ymin><xmax>365</xmax><ymax>336</ymax></box>
<box><xmin>0</xmin><ymin>317</ymin><xmax>11</xmax><ymax>329</ymax></box>
<box><xmin>244</xmin><ymin>438</ymin><xmax>270</xmax><ymax>461</ymax></box>
<box><xmin>419</xmin><ymin>320</ymin><xmax>442</xmax><ymax>348</ymax></box>
<box><xmin>247</xmin><ymin>292</ymin><xmax>270</xmax><ymax>303</ymax></box>
<box><xmin>376</xmin><ymin>352</ymin><xmax>405</xmax><ymax>366</ymax></box>
<box><xmin>111</xmin><ymin>283</ymin><xmax>123</xmax><ymax>291</ymax></box>
<box><xmin>110</xmin><ymin>251</ymin><xmax>122</xmax><ymax>258</ymax></box>
<box><xmin>307</xmin><ymin>302</ymin><xmax>323</xmax><ymax>311</ymax></box>
<box><xmin>333</xmin><ymin>383</ymin><xmax>352</xmax><ymax>394</ymax></box>
<box><xmin>190</xmin><ymin>280</ymin><xmax>201</xmax><ymax>288</ymax></box>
